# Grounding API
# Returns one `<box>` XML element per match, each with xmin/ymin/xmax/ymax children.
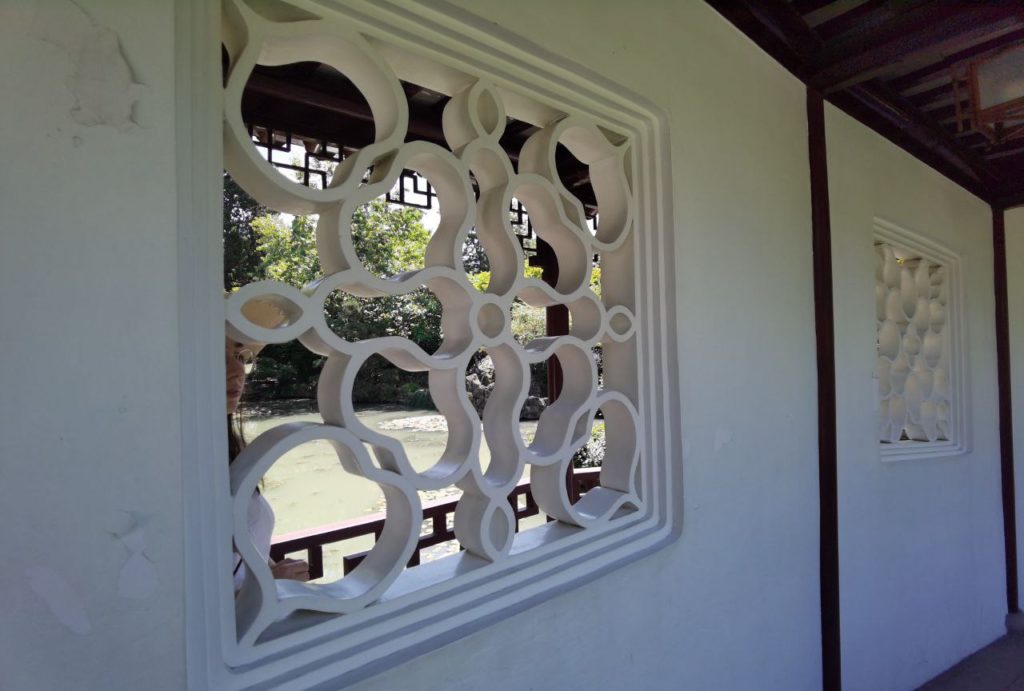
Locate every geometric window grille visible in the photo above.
<box><xmin>206</xmin><ymin>0</ymin><xmax>680</xmax><ymax>685</ymax></box>
<box><xmin>874</xmin><ymin>218</ymin><xmax>968</xmax><ymax>461</ymax></box>
<box><xmin>246</xmin><ymin>124</ymin><xmax>344</xmax><ymax>189</ymax></box>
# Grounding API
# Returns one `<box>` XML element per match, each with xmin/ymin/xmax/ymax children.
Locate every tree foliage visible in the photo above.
<box><xmin>253</xmin><ymin>213</ymin><xmax>320</xmax><ymax>286</ymax></box>
<box><xmin>350</xmin><ymin>200</ymin><xmax>432</xmax><ymax>278</ymax></box>
<box><xmin>225</xmin><ymin>181</ymin><xmax>603</xmax><ymax>403</ymax></box>
<box><xmin>462</xmin><ymin>227</ymin><xmax>490</xmax><ymax>274</ymax></box>
<box><xmin>223</xmin><ymin>173</ymin><xmax>268</xmax><ymax>289</ymax></box>
<box><xmin>243</xmin><ymin>198</ymin><xmax>444</xmax><ymax>400</ymax></box>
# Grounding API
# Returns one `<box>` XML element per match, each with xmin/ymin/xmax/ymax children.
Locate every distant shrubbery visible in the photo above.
<box><xmin>572</xmin><ymin>421</ymin><xmax>606</xmax><ymax>468</ymax></box>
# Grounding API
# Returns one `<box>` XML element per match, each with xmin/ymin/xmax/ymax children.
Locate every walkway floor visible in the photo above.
<box><xmin>921</xmin><ymin>634</ymin><xmax>1024</xmax><ymax>690</ymax></box>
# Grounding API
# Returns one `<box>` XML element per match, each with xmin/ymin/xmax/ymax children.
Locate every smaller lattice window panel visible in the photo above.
<box><xmin>874</xmin><ymin>219</ymin><xmax>967</xmax><ymax>461</ymax></box>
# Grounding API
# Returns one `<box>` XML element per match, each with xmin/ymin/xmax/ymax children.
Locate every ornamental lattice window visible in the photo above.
<box><xmin>874</xmin><ymin>218</ymin><xmax>967</xmax><ymax>461</ymax></box>
<box><xmin>208</xmin><ymin>0</ymin><xmax>680</xmax><ymax>681</ymax></box>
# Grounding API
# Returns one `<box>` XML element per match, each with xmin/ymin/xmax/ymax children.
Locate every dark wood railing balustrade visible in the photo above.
<box><xmin>270</xmin><ymin>467</ymin><xmax>601</xmax><ymax>579</ymax></box>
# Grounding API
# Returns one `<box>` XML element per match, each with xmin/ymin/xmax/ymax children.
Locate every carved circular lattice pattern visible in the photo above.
<box><xmin>222</xmin><ymin>0</ymin><xmax>642</xmax><ymax>647</ymax></box>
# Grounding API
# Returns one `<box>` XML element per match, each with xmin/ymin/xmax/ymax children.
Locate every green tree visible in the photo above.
<box><xmin>350</xmin><ymin>199</ymin><xmax>433</xmax><ymax>277</ymax></box>
<box><xmin>462</xmin><ymin>227</ymin><xmax>490</xmax><ymax>274</ymax></box>
<box><xmin>230</xmin><ymin>187</ymin><xmax>604</xmax><ymax>402</ymax></box>
<box><xmin>254</xmin><ymin>213</ymin><xmax>321</xmax><ymax>287</ymax></box>
<box><xmin>223</xmin><ymin>173</ymin><xmax>268</xmax><ymax>289</ymax></box>
<box><xmin>248</xmin><ymin>199</ymin><xmax>443</xmax><ymax>401</ymax></box>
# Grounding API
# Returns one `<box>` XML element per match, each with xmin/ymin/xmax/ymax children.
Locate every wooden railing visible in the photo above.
<box><xmin>270</xmin><ymin>467</ymin><xmax>602</xmax><ymax>579</ymax></box>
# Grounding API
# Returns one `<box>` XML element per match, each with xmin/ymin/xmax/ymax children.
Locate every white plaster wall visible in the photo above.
<box><xmin>1007</xmin><ymin>206</ymin><xmax>1024</xmax><ymax>608</ymax></box>
<box><xmin>0</xmin><ymin>1</ymin><xmax>825</xmax><ymax>689</ymax></box>
<box><xmin>827</xmin><ymin>106</ymin><xmax>1006</xmax><ymax>691</ymax></box>
<box><xmin>349</xmin><ymin>2</ymin><xmax>823</xmax><ymax>690</ymax></box>
<box><xmin>22</xmin><ymin>1</ymin><xmax>1010</xmax><ymax>690</ymax></box>
<box><xmin>0</xmin><ymin>2</ymin><xmax>185</xmax><ymax>690</ymax></box>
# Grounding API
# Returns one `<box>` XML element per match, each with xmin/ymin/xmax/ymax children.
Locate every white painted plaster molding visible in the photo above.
<box><xmin>181</xmin><ymin>0</ymin><xmax>680</xmax><ymax>687</ymax></box>
<box><xmin>874</xmin><ymin>218</ymin><xmax>968</xmax><ymax>462</ymax></box>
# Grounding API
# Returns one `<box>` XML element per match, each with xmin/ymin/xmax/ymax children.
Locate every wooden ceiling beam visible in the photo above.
<box><xmin>922</xmin><ymin>101</ymin><xmax>967</xmax><ymax>124</ymax></box>
<box><xmin>860</xmin><ymin>80</ymin><xmax>1001</xmax><ymax>183</ymax></box>
<box><xmin>997</xmin><ymin>188</ymin><xmax>1024</xmax><ymax>210</ymax></box>
<box><xmin>887</xmin><ymin>26</ymin><xmax>1024</xmax><ymax>93</ymax></box>
<box><xmin>702</xmin><ymin>0</ymin><xmax>816</xmax><ymax>79</ymax></box>
<box><xmin>246</xmin><ymin>72</ymin><xmax>377</xmax><ymax>127</ymax></box>
<box><xmin>986</xmin><ymin>141</ymin><xmax>1024</xmax><ymax>160</ymax></box>
<box><xmin>829</xmin><ymin>79</ymin><xmax>1004</xmax><ymax>204</ymax></box>
<box><xmin>791</xmin><ymin>0</ymin><xmax>837</xmax><ymax>16</ymax></box>
<box><xmin>829</xmin><ymin>86</ymin><xmax>989</xmax><ymax>201</ymax></box>
<box><xmin>704</xmin><ymin>0</ymin><xmax>1023</xmax><ymax>205</ymax></box>
<box><xmin>245</xmin><ymin>71</ymin><xmax>449</xmax><ymax>145</ymax></box>
<box><xmin>240</xmin><ymin>99</ymin><xmax>377</xmax><ymax>150</ymax></box>
<box><xmin>814</xmin><ymin>0</ymin><xmax>889</xmax><ymax>42</ymax></box>
<box><xmin>242</xmin><ymin>73</ymin><xmax>599</xmax><ymax>205</ymax></box>
<box><xmin>733</xmin><ymin>0</ymin><xmax>822</xmax><ymax>60</ymax></box>
<box><xmin>809</xmin><ymin>3</ymin><xmax>1023</xmax><ymax>93</ymax></box>
<box><xmin>907</xmin><ymin>82</ymin><xmax>958</xmax><ymax>109</ymax></box>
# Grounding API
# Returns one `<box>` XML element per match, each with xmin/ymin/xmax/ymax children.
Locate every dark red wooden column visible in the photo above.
<box><xmin>993</xmin><ymin>205</ymin><xmax>1021</xmax><ymax>617</ymax></box>
<box><xmin>808</xmin><ymin>87</ymin><xmax>842</xmax><ymax>691</ymax></box>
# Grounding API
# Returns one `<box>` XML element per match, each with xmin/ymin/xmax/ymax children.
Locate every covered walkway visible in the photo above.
<box><xmin>923</xmin><ymin>634</ymin><xmax>1024</xmax><ymax>691</ymax></box>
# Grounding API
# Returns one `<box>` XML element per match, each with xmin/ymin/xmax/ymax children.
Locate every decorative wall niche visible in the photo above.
<box><xmin>196</xmin><ymin>1</ymin><xmax>680</xmax><ymax>687</ymax></box>
<box><xmin>874</xmin><ymin>218</ymin><xmax>967</xmax><ymax>462</ymax></box>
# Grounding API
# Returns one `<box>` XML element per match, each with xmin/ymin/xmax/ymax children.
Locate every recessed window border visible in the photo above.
<box><xmin>177</xmin><ymin>1</ymin><xmax>682</xmax><ymax>688</ymax></box>
<box><xmin>873</xmin><ymin>217</ymin><xmax>969</xmax><ymax>463</ymax></box>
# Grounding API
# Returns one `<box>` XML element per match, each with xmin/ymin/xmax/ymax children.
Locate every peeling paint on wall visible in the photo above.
<box><xmin>29</xmin><ymin>0</ymin><xmax>144</xmax><ymax>132</ymax></box>
<box><xmin>25</xmin><ymin>566</ymin><xmax>92</xmax><ymax>635</ymax></box>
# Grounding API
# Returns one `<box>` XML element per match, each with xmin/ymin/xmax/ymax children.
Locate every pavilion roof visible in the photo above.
<box><xmin>706</xmin><ymin>0</ymin><xmax>1024</xmax><ymax>209</ymax></box>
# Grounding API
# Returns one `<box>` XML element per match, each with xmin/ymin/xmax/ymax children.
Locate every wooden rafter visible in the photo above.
<box><xmin>706</xmin><ymin>0</ymin><xmax>1024</xmax><ymax>207</ymax></box>
<box><xmin>887</xmin><ymin>27</ymin><xmax>1024</xmax><ymax>93</ymax></box>
<box><xmin>809</xmin><ymin>3</ymin><xmax>1023</xmax><ymax>92</ymax></box>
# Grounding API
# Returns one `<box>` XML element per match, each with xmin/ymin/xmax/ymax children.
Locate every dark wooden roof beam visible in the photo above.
<box><xmin>813</xmin><ymin>0</ymin><xmax>922</xmax><ymax>37</ymax></box>
<box><xmin>928</xmin><ymin>102</ymin><xmax>970</xmax><ymax>124</ymax></box>
<box><xmin>907</xmin><ymin>82</ymin><xmax>959</xmax><ymax>109</ymax></box>
<box><xmin>246</xmin><ymin>73</ymin><xmax>377</xmax><ymax>127</ymax></box>
<box><xmin>809</xmin><ymin>4</ymin><xmax>1024</xmax><ymax>93</ymax></box>
<box><xmin>846</xmin><ymin>81</ymin><xmax>1000</xmax><ymax>185</ymax></box>
<box><xmin>813</xmin><ymin>0</ymin><xmax>890</xmax><ymax>41</ymax></box>
<box><xmin>737</xmin><ymin>0</ymin><xmax>822</xmax><ymax>60</ymax></box>
<box><xmin>920</xmin><ymin>98</ymin><xmax>970</xmax><ymax>122</ymax></box>
<box><xmin>702</xmin><ymin>0</ymin><xmax>819</xmax><ymax>78</ymax></box>
<box><xmin>959</xmin><ymin>132</ymin><xmax>999</xmax><ymax>151</ymax></box>
<box><xmin>998</xmin><ymin>188</ymin><xmax>1024</xmax><ymax>210</ymax></box>
<box><xmin>886</xmin><ymin>26</ymin><xmax>1024</xmax><ymax>93</ymax></box>
<box><xmin>987</xmin><ymin>141</ymin><xmax>1024</xmax><ymax>161</ymax></box>
<box><xmin>901</xmin><ymin>73</ymin><xmax>952</xmax><ymax>98</ymax></box>
<box><xmin>703</xmin><ymin>1</ymin><xmax>1024</xmax><ymax>206</ymax></box>
<box><xmin>830</xmin><ymin>86</ymin><xmax>987</xmax><ymax>200</ymax></box>
<box><xmin>240</xmin><ymin>103</ymin><xmax>377</xmax><ymax>151</ymax></box>
<box><xmin>798</xmin><ymin>0</ymin><xmax>864</xmax><ymax>23</ymax></box>
<box><xmin>245</xmin><ymin>71</ymin><xmax>448</xmax><ymax>145</ymax></box>
<box><xmin>875</xmin><ymin>80</ymin><xmax>1000</xmax><ymax>181</ymax></box>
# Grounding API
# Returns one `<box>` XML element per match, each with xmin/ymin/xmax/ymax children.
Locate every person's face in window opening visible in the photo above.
<box><xmin>226</xmin><ymin>338</ymin><xmax>259</xmax><ymax>414</ymax></box>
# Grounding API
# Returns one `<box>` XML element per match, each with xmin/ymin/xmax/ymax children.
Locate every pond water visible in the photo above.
<box><xmin>240</xmin><ymin>400</ymin><xmax>541</xmax><ymax>581</ymax></box>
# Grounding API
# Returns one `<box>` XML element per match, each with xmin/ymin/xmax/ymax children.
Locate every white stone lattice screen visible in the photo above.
<box><xmin>219</xmin><ymin>0</ymin><xmax>659</xmax><ymax>658</ymax></box>
<box><xmin>874</xmin><ymin>219</ymin><xmax>966</xmax><ymax>460</ymax></box>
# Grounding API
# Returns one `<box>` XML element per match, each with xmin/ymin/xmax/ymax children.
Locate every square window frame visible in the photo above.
<box><xmin>177</xmin><ymin>1</ymin><xmax>682</xmax><ymax>688</ymax></box>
